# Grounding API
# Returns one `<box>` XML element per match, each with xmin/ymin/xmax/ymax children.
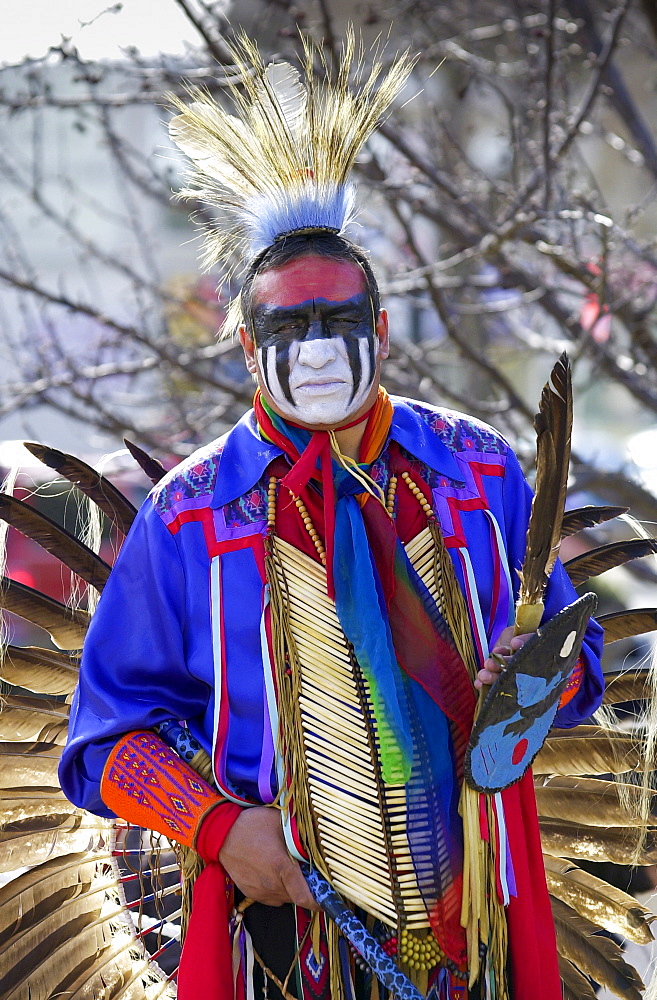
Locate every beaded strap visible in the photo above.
<box><xmin>385</xmin><ymin>474</ymin><xmax>398</xmax><ymax>517</ymax></box>
<box><xmin>267</xmin><ymin>475</ymin><xmax>277</xmax><ymax>529</ymax></box>
<box><xmin>269</xmin><ymin>470</ymin><xmax>436</xmax><ymax>567</ymax></box>
<box><xmin>292</xmin><ymin>491</ymin><xmax>327</xmax><ymax>565</ymax></box>
<box><xmin>267</xmin><ymin>474</ymin><xmax>327</xmax><ymax>565</ymax></box>
<box><xmin>400</xmin><ymin>471</ymin><xmax>435</xmax><ymax>521</ymax></box>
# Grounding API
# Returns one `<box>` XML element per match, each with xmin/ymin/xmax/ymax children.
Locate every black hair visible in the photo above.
<box><xmin>240</xmin><ymin>231</ymin><xmax>381</xmax><ymax>337</ymax></box>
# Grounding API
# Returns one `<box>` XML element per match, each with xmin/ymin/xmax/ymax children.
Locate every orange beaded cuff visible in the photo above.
<box><xmin>101</xmin><ymin>730</ymin><xmax>228</xmax><ymax>849</ymax></box>
<box><xmin>558</xmin><ymin>655</ymin><xmax>585</xmax><ymax>708</ymax></box>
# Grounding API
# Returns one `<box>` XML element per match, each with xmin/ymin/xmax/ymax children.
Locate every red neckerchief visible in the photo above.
<box><xmin>253</xmin><ymin>388</ymin><xmax>392</xmax><ymax>597</ymax></box>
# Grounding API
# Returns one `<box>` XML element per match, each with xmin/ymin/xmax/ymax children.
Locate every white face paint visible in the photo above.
<box><xmin>247</xmin><ymin>256</ymin><xmax>388</xmax><ymax>427</ymax></box>
<box><xmin>260</xmin><ymin>335</ymin><xmax>373</xmax><ymax>426</ymax></box>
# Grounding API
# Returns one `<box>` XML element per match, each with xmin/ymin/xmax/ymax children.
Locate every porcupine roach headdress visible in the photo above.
<box><xmin>167</xmin><ymin>30</ymin><xmax>414</xmax><ymax>337</ymax></box>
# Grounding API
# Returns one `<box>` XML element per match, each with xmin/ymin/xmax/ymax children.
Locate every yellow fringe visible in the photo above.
<box><xmin>328</xmin><ymin>918</ymin><xmax>345</xmax><ymax>1000</ymax></box>
<box><xmin>457</xmin><ymin>788</ymin><xmax>508</xmax><ymax>998</ymax></box>
<box><xmin>263</xmin><ymin>484</ymin><xmax>344</xmax><ymax>1000</ymax></box>
<box><xmin>422</xmin><ymin>521</ymin><xmax>509</xmax><ymax>996</ymax></box>
<box><xmin>174</xmin><ymin>739</ymin><xmax>219</xmax><ymax>936</ymax></box>
<box><xmin>427</xmin><ymin>520</ymin><xmax>479</xmax><ymax>683</ymax></box>
<box><xmin>263</xmin><ymin>530</ymin><xmax>329</xmax><ymax>879</ymax></box>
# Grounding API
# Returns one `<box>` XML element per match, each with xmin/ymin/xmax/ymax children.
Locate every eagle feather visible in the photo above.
<box><xmin>23</xmin><ymin>443</ymin><xmax>137</xmax><ymax>537</ymax></box>
<box><xmin>516</xmin><ymin>353</ymin><xmax>572</xmax><ymax>633</ymax></box>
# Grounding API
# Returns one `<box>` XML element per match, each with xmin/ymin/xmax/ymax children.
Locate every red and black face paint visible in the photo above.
<box><xmin>252</xmin><ymin>290</ymin><xmax>377</xmax><ymax>409</ymax></box>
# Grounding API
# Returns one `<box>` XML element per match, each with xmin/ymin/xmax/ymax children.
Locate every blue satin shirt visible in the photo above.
<box><xmin>59</xmin><ymin>397</ymin><xmax>604</xmax><ymax>818</ymax></box>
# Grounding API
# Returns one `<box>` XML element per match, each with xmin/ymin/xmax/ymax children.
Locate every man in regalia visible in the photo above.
<box><xmin>59</xmin><ymin>34</ymin><xmax>604</xmax><ymax>1000</ymax></box>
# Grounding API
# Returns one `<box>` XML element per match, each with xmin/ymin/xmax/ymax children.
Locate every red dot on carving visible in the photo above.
<box><xmin>512</xmin><ymin>738</ymin><xmax>529</xmax><ymax>765</ymax></box>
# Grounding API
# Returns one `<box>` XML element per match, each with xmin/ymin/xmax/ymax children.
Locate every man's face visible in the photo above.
<box><xmin>240</xmin><ymin>256</ymin><xmax>389</xmax><ymax>427</ymax></box>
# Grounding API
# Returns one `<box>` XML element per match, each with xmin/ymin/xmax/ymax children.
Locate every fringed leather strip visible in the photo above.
<box><xmin>262</xmin><ymin>533</ymin><xmax>331</xmax><ymax>872</ymax></box>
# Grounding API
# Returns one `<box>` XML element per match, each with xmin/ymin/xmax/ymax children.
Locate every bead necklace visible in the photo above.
<box><xmin>267</xmin><ymin>475</ymin><xmax>327</xmax><ymax>566</ymax></box>
<box><xmin>267</xmin><ymin>470</ymin><xmax>434</xmax><ymax>564</ymax></box>
<box><xmin>400</xmin><ymin>470</ymin><xmax>435</xmax><ymax>522</ymax></box>
<box><xmin>385</xmin><ymin>474</ymin><xmax>397</xmax><ymax>517</ymax></box>
<box><xmin>292</xmin><ymin>492</ymin><xmax>326</xmax><ymax>565</ymax></box>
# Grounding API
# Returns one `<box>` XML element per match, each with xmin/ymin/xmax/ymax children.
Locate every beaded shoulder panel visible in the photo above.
<box><xmin>400</xmin><ymin>401</ymin><xmax>508</xmax><ymax>492</ymax></box>
<box><xmin>150</xmin><ymin>438</ymin><xmax>225</xmax><ymax>517</ymax></box>
<box><xmin>404</xmin><ymin>401</ymin><xmax>508</xmax><ymax>456</ymax></box>
<box><xmin>223</xmin><ymin>478</ymin><xmax>270</xmax><ymax>528</ymax></box>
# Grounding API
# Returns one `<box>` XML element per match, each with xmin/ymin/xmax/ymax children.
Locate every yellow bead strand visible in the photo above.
<box><xmin>400</xmin><ymin>470</ymin><xmax>435</xmax><ymax>520</ymax></box>
<box><xmin>291</xmin><ymin>493</ymin><xmax>327</xmax><ymax>566</ymax></box>
<box><xmin>267</xmin><ymin>476</ymin><xmax>277</xmax><ymax>529</ymax></box>
<box><xmin>385</xmin><ymin>474</ymin><xmax>398</xmax><ymax>517</ymax></box>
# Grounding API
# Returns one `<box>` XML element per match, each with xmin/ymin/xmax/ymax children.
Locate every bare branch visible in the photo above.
<box><xmin>0</xmin><ymin>0</ymin><xmax>655</xmax><ymax>508</ymax></box>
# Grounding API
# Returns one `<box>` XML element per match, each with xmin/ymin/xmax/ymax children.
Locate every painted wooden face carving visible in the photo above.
<box><xmin>247</xmin><ymin>257</ymin><xmax>384</xmax><ymax>426</ymax></box>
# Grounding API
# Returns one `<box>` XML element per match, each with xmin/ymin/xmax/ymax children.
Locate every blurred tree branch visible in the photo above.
<box><xmin>0</xmin><ymin>0</ymin><xmax>656</xmax><ymax>516</ymax></box>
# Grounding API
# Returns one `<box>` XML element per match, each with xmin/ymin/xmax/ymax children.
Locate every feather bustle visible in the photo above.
<box><xmin>0</xmin><ymin>898</ymin><xmax>123</xmax><ymax>1000</ymax></box>
<box><xmin>564</xmin><ymin>538</ymin><xmax>657</xmax><ymax>587</ymax></box>
<box><xmin>534</xmin><ymin>725</ymin><xmax>643</xmax><ymax>775</ymax></box>
<box><xmin>552</xmin><ymin>897</ymin><xmax>644</xmax><ymax>1000</ymax></box>
<box><xmin>0</xmin><ymin>694</ymin><xmax>69</xmax><ymax>743</ymax></box>
<box><xmin>599</xmin><ymin>610</ymin><xmax>657</xmax><ymax>645</ymax></box>
<box><xmin>603</xmin><ymin>666</ymin><xmax>651</xmax><ymax>704</ymax></box>
<box><xmin>558</xmin><ymin>955</ymin><xmax>598</xmax><ymax>1000</ymax></box>
<box><xmin>0</xmin><ymin>864</ymin><xmax>117</xmax><ymax>961</ymax></box>
<box><xmin>544</xmin><ymin>856</ymin><xmax>654</xmax><ymax>944</ymax></box>
<box><xmin>65</xmin><ymin>942</ymin><xmax>153</xmax><ymax>1000</ymax></box>
<box><xmin>23</xmin><ymin>443</ymin><xmax>137</xmax><ymax>536</ymax></box>
<box><xmin>540</xmin><ymin>818</ymin><xmax>657</xmax><ymax>865</ymax></box>
<box><xmin>35</xmin><ymin>720</ymin><xmax>69</xmax><ymax>745</ymax></box>
<box><xmin>123</xmin><ymin>438</ymin><xmax>167</xmax><ymax>485</ymax></box>
<box><xmin>1</xmin><ymin>644</ymin><xmax>79</xmax><ymax>696</ymax></box>
<box><xmin>0</xmin><ymin>493</ymin><xmax>110</xmax><ymax>591</ymax></box>
<box><xmin>0</xmin><ymin>789</ymin><xmax>77</xmax><ymax>826</ymax></box>
<box><xmin>0</xmin><ymin>742</ymin><xmax>62</xmax><ymax>787</ymax></box>
<box><xmin>0</xmin><ymin>853</ymin><xmax>99</xmax><ymax>945</ymax></box>
<box><xmin>561</xmin><ymin>505</ymin><xmax>629</xmax><ymax>537</ymax></box>
<box><xmin>534</xmin><ymin>775</ymin><xmax>651</xmax><ymax>827</ymax></box>
<box><xmin>0</xmin><ymin>813</ymin><xmax>110</xmax><ymax>871</ymax></box>
<box><xmin>0</xmin><ymin>576</ymin><xmax>89</xmax><ymax>649</ymax></box>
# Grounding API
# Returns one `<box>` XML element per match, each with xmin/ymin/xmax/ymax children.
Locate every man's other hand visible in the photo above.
<box><xmin>218</xmin><ymin>805</ymin><xmax>319</xmax><ymax>910</ymax></box>
<box><xmin>475</xmin><ymin>625</ymin><xmax>533</xmax><ymax>690</ymax></box>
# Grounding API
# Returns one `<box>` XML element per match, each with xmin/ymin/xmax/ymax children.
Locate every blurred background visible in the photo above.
<box><xmin>2</xmin><ymin>0</ymin><xmax>657</xmax><ymax>625</ymax></box>
<box><xmin>2</xmin><ymin>4</ymin><xmax>657</xmax><ymax>988</ymax></box>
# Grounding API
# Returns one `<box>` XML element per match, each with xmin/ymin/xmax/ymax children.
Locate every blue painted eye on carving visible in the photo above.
<box><xmin>515</xmin><ymin>670</ymin><xmax>563</xmax><ymax>709</ymax></box>
<box><xmin>253</xmin><ymin>292</ymin><xmax>376</xmax><ymax>406</ymax></box>
<box><xmin>465</xmin><ymin>593</ymin><xmax>596</xmax><ymax>794</ymax></box>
